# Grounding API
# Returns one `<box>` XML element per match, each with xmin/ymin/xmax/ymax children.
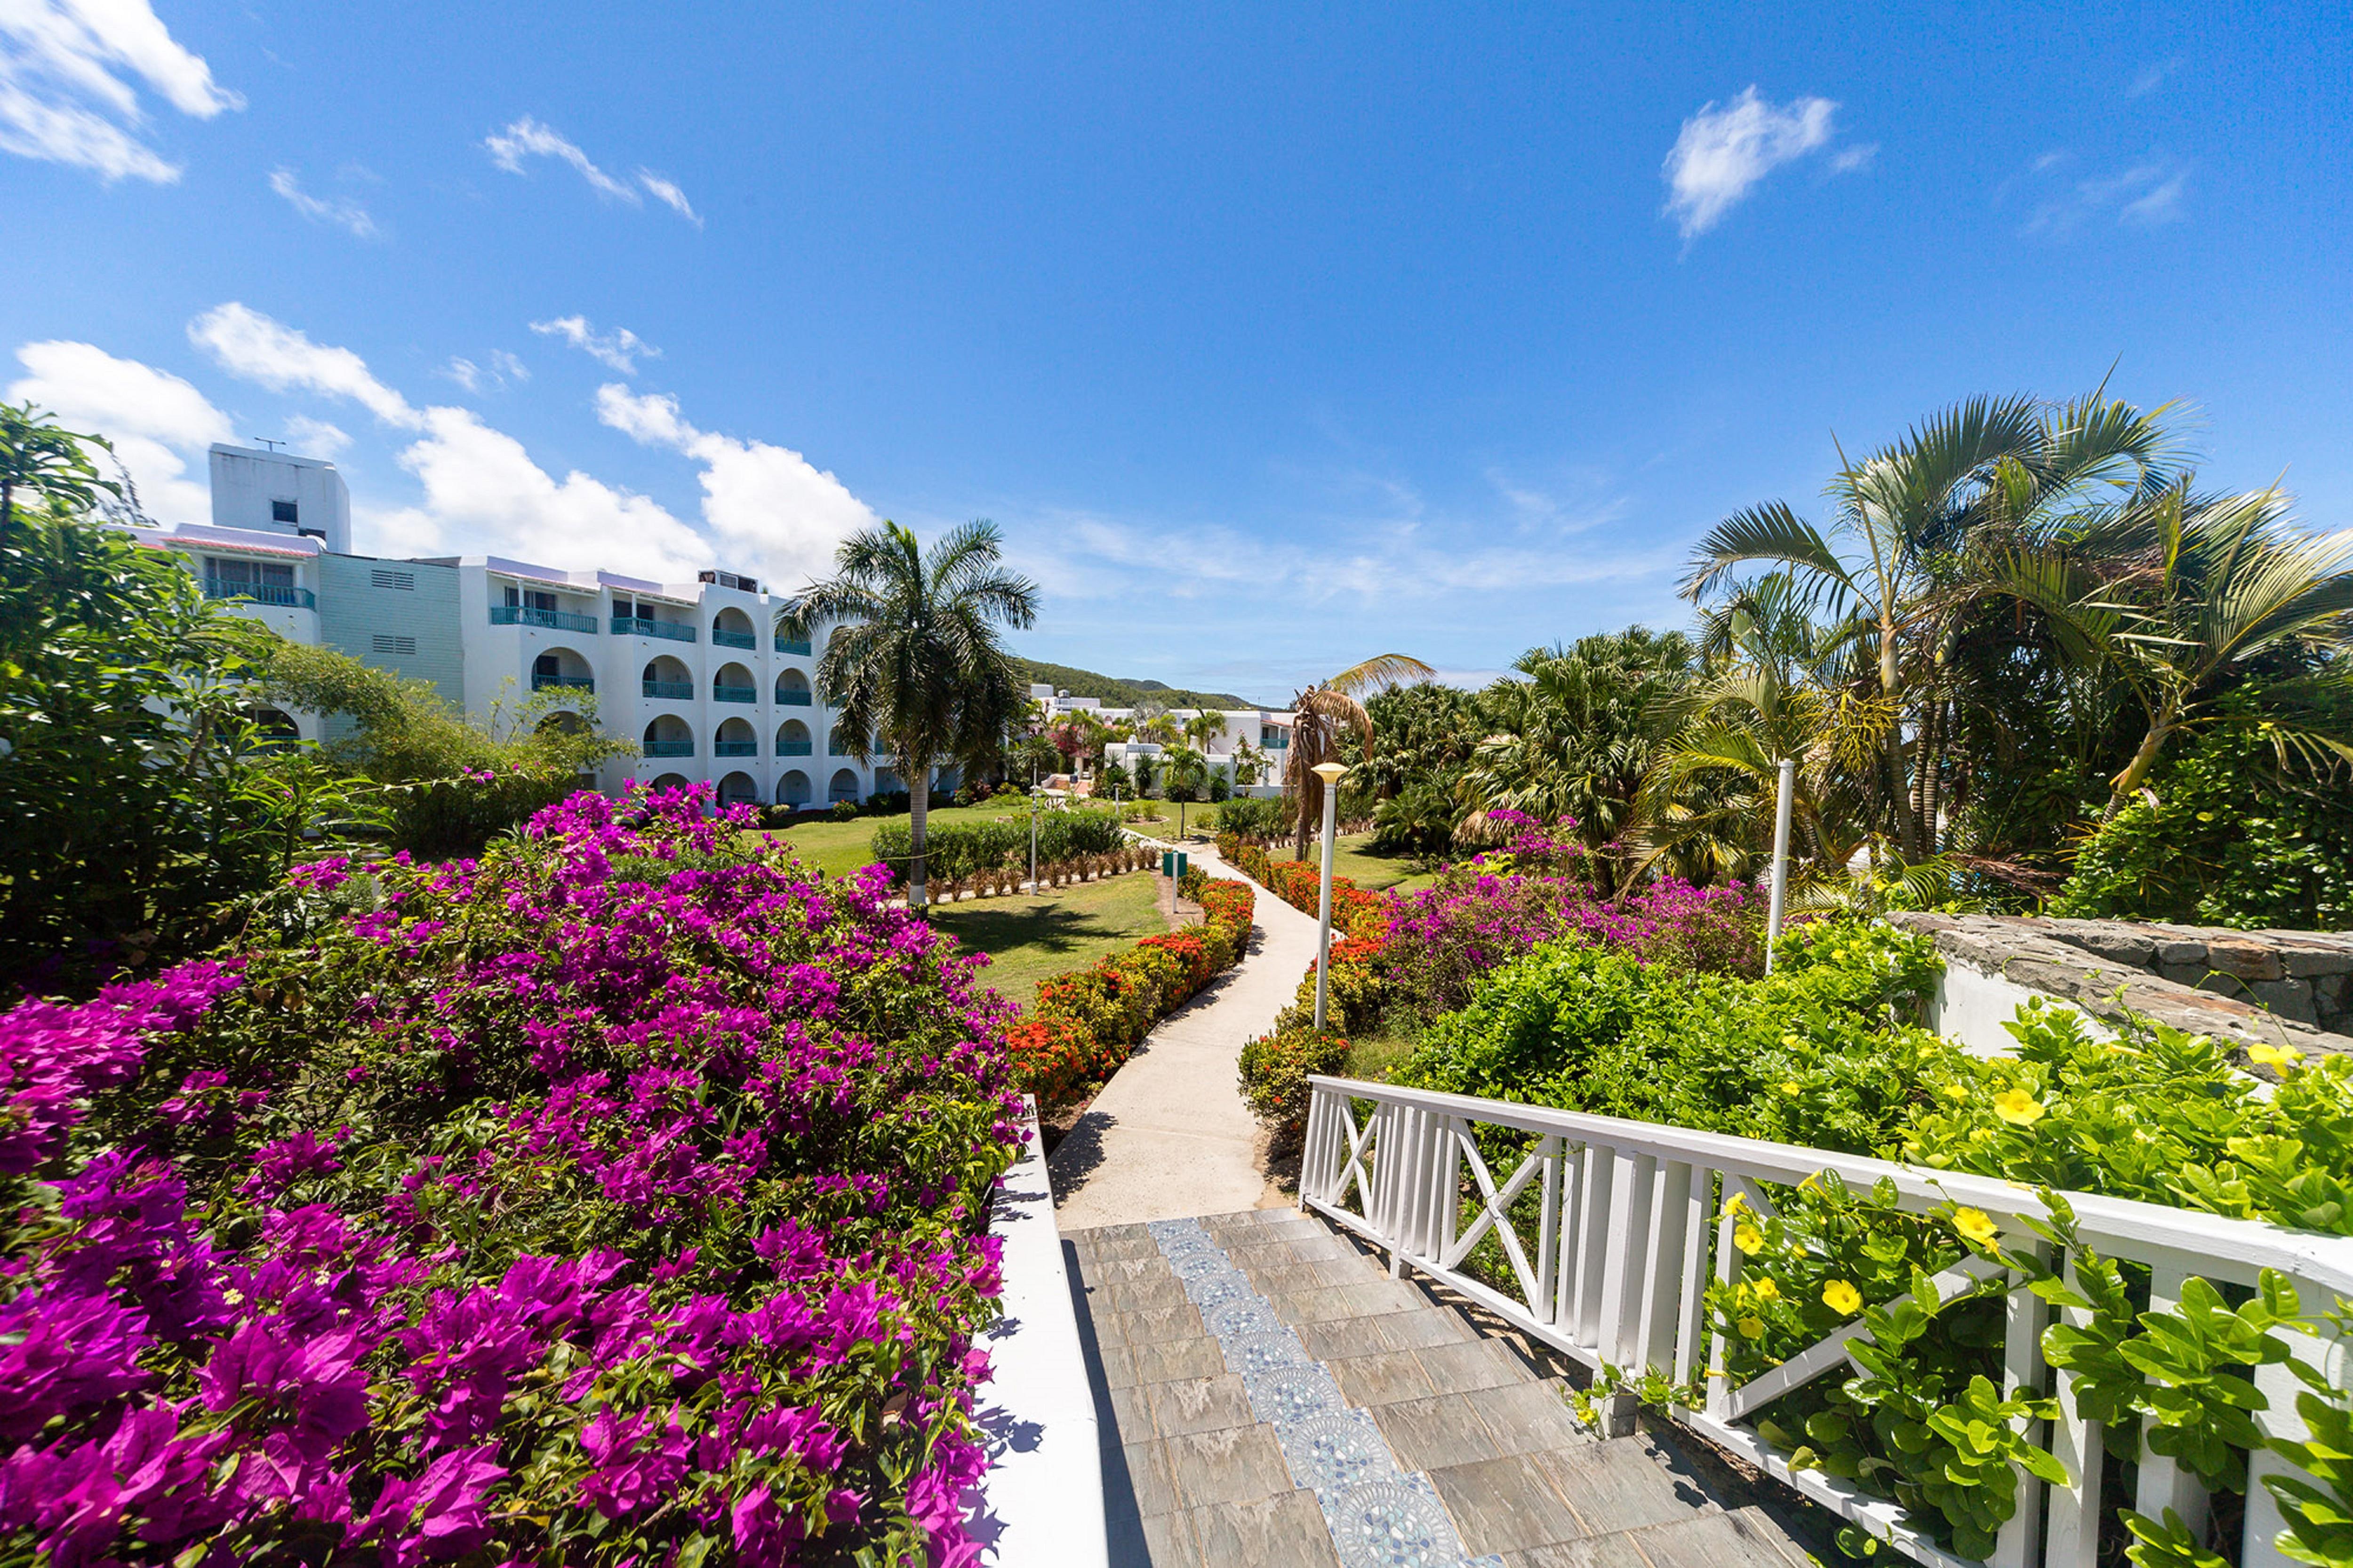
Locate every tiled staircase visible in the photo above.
<box><xmin>1065</xmin><ymin>1208</ymin><xmax>1816</xmax><ymax>1568</ymax></box>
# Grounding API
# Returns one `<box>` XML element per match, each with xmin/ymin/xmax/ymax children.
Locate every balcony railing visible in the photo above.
<box><xmin>712</xmin><ymin>684</ymin><xmax>757</xmax><ymax>704</ymax></box>
<box><xmin>642</xmin><ymin>739</ymin><xmax>695</xmax><ymax>758</ymax></box>
<box><xmin>775</xmin><ymin>688</ymin><xmax>814</xmax><ymax>707</ymax></box>
<box><xmin>712</xmin><ymin>739</ymin><xmax>759</xmax><ymax>757</ymax></box>
<box><xmin>1261</xmin><ymin>734</ymin><xmax>1289</xmax><ymax>749</ymax></box>
<box><xmin>775</xmin><ymin>636</ymin><xmax>813</xmax><ymax>656</ymax></box>
<box><xmin>711</xmin><ymin>627</ymin><xmax>756</xmax><ymax>650</ymax></box>
<box><xmin>532</xmin><ymin>672</ymin><xmax>595</xmax><ymax>693</ymax></box>
<box><xmin>204</xmin><ymin>578</ymin><xmax>315</xmax><ymax>609</ymax></box>
<box><xmin>491</xmin><ymin>605</ymin><xmax>598</xmax><ymax>632</ymax></box>
<box><xmin>776</xmin><ymin>740</ymin><xmax>813</xmax><ymax>756</ymax></box>
<box><xmin>1299</xmin><ymin>1075</ymin><xmax>2353</xmax><ymax>1568</ymax></box>
<box><xmin>613</xmin><ymin>616</ymin><xmax>696</xmax><ymax>642</ymax></box>
<box><xmin>642</xmin><ymin>680</ymin><xmax>694</xmax><ymax>701</ymax></box>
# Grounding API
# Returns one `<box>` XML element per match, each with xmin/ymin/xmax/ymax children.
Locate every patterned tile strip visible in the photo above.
<box><xmin>1146</xmin><ymin>1218</ymin><xmax>1505</xmax><ymax>1568</ymax></box>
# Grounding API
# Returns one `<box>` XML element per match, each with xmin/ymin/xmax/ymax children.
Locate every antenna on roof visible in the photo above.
<box><xmin>251</xmin><ymin>437</ymin><xmax>286</xmax><ymax>452</ymax></box>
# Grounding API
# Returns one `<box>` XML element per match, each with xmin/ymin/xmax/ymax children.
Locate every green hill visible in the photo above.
<box><xmin>1015</xmin><ymin>657</ymin><xmax>1270</xmax><ymax>712</ymax></box>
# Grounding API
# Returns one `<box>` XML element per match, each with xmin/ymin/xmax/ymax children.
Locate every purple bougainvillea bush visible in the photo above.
<box><xmin>0</xmin><ymin>784</ymin><xmax>1023</xmax><ymax>1567</ymax></box>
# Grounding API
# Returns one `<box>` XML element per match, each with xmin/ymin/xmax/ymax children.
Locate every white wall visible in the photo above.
<box><xmin>208</xmin><ymin>445</ymin><xmax>352</xmax><ymax>553</ymax></box>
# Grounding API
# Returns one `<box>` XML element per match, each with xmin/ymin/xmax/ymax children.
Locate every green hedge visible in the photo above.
<box><xmin>870</xmin><ymin>807</ymin><xmax>1123</xmax><ymax>885</ymax></box>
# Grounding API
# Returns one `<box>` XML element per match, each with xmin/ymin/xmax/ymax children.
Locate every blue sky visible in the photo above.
<box><xmin>4</xmin><ymin>3</ymin><xmax>2346</xmax><ymax>703</ymax></box>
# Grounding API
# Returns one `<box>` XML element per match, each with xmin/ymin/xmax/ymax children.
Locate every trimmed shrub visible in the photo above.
<box><xmin>1238</xmin><ymin>1027</ymin><xmax>1351</xmax><ymax>1141</ymax></box>
<box><xmin>0</xmin><ymin>784</ymin><xmax>1020</xmax><ymax>1566</ymax></box>
<box><xmin>1214</xmin><ymin>797</ymin><xmax>1287</xmax><ymax>840</ymax></box>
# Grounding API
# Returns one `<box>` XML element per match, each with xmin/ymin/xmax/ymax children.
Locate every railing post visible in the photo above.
<box><xmin>1593</xmin><ymin>1149</ymin><xmax>1656</xmax><ymax>1436</ymax></box>
<box><xmin>1302</xmin><ymin>1086</ymin><xmax>1330</xmax><ymax>1206</ymax></box>
<box><xmin>1534</xmin><ymin>1136</ymin><xmax>1563</xmax><ymax>1325</ymax></box>
<box><xmin>1570</xmin><ymin>1143</ymin><xmax>1616</xmax><ymax>1350</ymax></box>
<box><xmin>1993</xmin><ymin>1239</ymin><xmax>2054</xmax><ymax>1568</ymax></box>
<box><xmin>2042</xmin><ymin>1248</ymin><xmax>2104</xmax><ymax>1568</ymax></box>
<box><xmin>2135</xmin><ymin>1263</ymin><xmax>2210</xmax><ymax>1544</ymax></box>
<box><xmin>1670</xmin><ymin>1166</ymin><xmax>1713</xmax><ymax>1405</ymax></box>
<box><xmin>1636</xmin><ymin>1160</ymin><xmax>1695</xmax><ymax>1393</ymax></box>
<box><xmin>1705</xmin><ymin>1176</ymin><xmax>1751</xmax><ymax>1423</ymax></box>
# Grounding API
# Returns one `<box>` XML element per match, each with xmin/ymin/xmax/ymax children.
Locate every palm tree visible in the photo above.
<box><xmin>1283</xmin><ymin>654</ymin><xmax>1434</xmax><ymax>858</ymax></box>
<box><xmin>1164</xmin><ymin>744</ymin><xmax>1209</xmax><ymax>836</ymax></box>
<box><xmin>782</xmin><ymin>520</ymin><xmax>1038</xmax><ymax>908</ymax></box>
<box><xmin>2000</xmin><ymin>484</ymin><xmax>2353</xmax><ymax>810</ymax></box>
<box><xmin>1681</xmin><ymin>391</ymin><xmax>2181</xmax><ymax>855</ymax></box>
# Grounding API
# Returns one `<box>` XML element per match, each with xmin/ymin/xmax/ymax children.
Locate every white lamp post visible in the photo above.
<box><xmin>1311</xmin><ymin>760</ymin><xmax>1346</xmax><ymax>1032</ymax></box>
<box><xmin>1765</xmin><ymin>756</ymin><xmax>1795</xmax><ymax>975</ymax></box>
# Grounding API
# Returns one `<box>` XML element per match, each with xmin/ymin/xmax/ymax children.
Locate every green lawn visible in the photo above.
<box><xmin>928</xmin><ymin>872</ymin><xmax>1173</xmax><ymax>1010</ymax></box>
<box><xmin>1256</xmin><ymin>832</ymin><xmax>1441</xmax><ymax>895</ymax></box>
<box><xmin>757</xmin><ymin>800</ymin><xmax>1044</xmax><ymax>879</ymax></box>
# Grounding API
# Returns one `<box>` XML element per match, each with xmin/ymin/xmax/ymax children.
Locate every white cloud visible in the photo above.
<box><xmin>491</xmin><ymin>349</ymin><xmax>528</xmax><ymax>383</ymax></box>
<box><xmin>596</xmin><ymin>383</ymin><xmax>877</xmax><ymax>590</ymax></box>
<box><xmin>282</xmin><ymin>414</ymin><xmax>348</xmax><ymax>457</ymax></box>
<box><xmin>1828</xmin><ymin>143</ymin><xmax>1878</xmax><ymax>174</ymax></box>
<box><xmin>8</xmin><ymin>338</ymin><xmax>231</xmax><ymax>523</ymax></box>
<box><xmin>187</xmin><ymin>302</ymin><xmax>421</xmax><ymax>428</ymax></box>
<box><xmin>483</xmin><ymin>116</ymin><xmax>699</xmax><ymax>221</ymax></box>
<box><xmin>188</xmin><ymin>304</ymin><xmax>712</xmax><ymax>580</ymax></box>
<box><xmin>440</xmin><ymin>356</ymin><xmax>484</xmax><ymax>393</ymax></box>
<box><xmin>1662</xmin><ymin>86</ymin><xmax>1841</xmax><ymax>240</ymax></box>
<box><xmin>2018</xmin><ymin>158</ymin><xmax>2191</xmax><ymax>235</ymax></box>
<box><xmin>2127</xmin><ymin>58</ymin><xmax>2181</xmax><ymax>99</ymax></box>
<box><xmin>530</xmin><ymin>315</ymin><xmax>657</xmax><ymax>374</ymax></box>
<box><xmin>0</xmin><ymin>0</ymin><xmax>241</xmax><ymax>182</ymax></box>
<box><xmin>440</xmin><ymin>350</ymin><xmax>530</xmax><ymax>393</ymax></box>
<box><xmin>268</xmin><ymin>167</ymin><xmax>378</xmax><ymax>238</ymax></box>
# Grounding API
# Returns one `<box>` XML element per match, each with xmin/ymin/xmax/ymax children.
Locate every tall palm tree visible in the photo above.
<box><xmin>782</xmin><ymin>520</ymin><xmax>1038</xmax><ymax>908</ymax></box>
<box><xmin>1681</xmin><ymin>391</ymin><xmax>2181</xmax><ymax>854</ymax></box>
<box><xmin>1283</xmin><ymin>654</ymin><xmax>1434</xmax><ymax>858</ymax></box>
<box><xmin>1999</xmin><ymin>484</ymin><xmax>2353</xmax><ymax>810</ymax></box>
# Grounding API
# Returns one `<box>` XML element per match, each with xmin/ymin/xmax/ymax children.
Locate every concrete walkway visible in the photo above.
<box><xmin>1047</xmin><ymin>846</ymin><xmax>1319</xmax><ymax>1227</ymax></box>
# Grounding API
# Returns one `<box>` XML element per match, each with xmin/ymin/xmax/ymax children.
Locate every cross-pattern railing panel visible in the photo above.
<box><xmin>1300</xmin><ymin>1075</ymin><xmax>2353</xmax><ymax>1568</ymax></box>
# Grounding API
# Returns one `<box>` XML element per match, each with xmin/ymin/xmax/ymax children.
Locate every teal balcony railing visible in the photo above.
<box><xmin>491</xmin><ymin>605</ymin><xmax>598</xmax><ymax>632</ymax></box>
<box><xmin>1262</xmin><ymin>733</ymin><xmax>1290</xmax><ymax>749</ymax></box>
<box><xmin>776</xmin><ymin>740</ymin><xmax>813</xmax><ymax>756</ymax></box>
<box><xmin>642</xmin><ymin>680</ymin><xmax>694</xmax><ymax>701</ymax></box>
<box><xmin>613</xmin><ymin>616</ymin><xmax>696</xmax><ymax>642</ymax></box>
<box><xmin>775</xmin><ymin>635</ymin><xmax>812</xmax><ymax>656</ymax></box>
<box><xmin>643</xmin><ymin>739</ymin><xmax>694</xmax><ymax>758</ymax></box>
<box><xmin>775</xmin><ymin>688</ymin><xmax>814</xmax><ymax>707</ymax></box>
<box><xmin>532</xmin><ymin>672</ymin><xmax>594</xmax><ymax>693</ymax></box>
<box><xmin>712</xmin><ymin>684</ymin><xmax>757</xmax><ymax>704</ymax></box>
<box><xmin>711</xmin><ymin>627</ymin><xmax>756</xmax><ymax>649</ymax></box>
<box><xmin>713</xmin><ymin>739</ymin><xmax>759</xmax><ymax>757</ymax></box>
<box><xmin>205</xmin><ymin>578</ymin><xmax>315</xmax><ymax>609</ymax></box>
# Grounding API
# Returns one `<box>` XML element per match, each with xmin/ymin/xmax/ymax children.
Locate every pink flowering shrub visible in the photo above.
<box><xmin>0</xmin><ymin>783</ymin><xmax>1020</xmax><ymax>1567</ymax></box>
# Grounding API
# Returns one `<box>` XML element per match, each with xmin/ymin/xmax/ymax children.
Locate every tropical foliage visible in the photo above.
<box><xmin>784</xmin><ymin>520</ymin><xmax>1039</xmax><ymax>908</ymax></box>
<box><xmin>0</xmin><ymin>785</ymin><xmax>1021</xmax><ymax>1567</ymax></box>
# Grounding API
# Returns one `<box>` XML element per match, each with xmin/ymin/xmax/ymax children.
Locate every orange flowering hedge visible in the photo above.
<box><xmin>1220</xmin><ymin>832</ymin><xmax>1384</xmax><ymax>930</ymax></box>
<box><xmin>999</xmin><ymin>867</ymin><xmax>1256</xmax><ymax>1105</ymax></box>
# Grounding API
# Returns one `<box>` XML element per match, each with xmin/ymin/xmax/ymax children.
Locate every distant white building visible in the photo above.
<box><xmin>134</xmin><ymin>442</ymin><xmax>902</xmax><ymax>811</ymax></box>
<box><xmin>1031</xmin><ymin>683</ymin><xmax>1292</xmax><ymax>795</ymax></box>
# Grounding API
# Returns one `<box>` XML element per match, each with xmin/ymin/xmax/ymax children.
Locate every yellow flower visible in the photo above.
<box><xmin>1993</xmin><ymin>1088</ymin><xmax>2046</xmax><ymax>1126</ymax></box>
<box><xmin>1733</xmin><ymin>1222</ymin><xmax>1764</xmax><ymax>1255</ymax></box>
<box><xmin>1780</xmin><ymin>1033</ymin><xmax>1801</xmax><ymax>1050</ymax></box>
<box><xmin>1737</xmin><ymin>1314</ymin><xmax>1765</xmax><ymax>1338</ymax></box>
<box><xmin>1822</xmin><ymin>1279</ymin><xmax>1862</xmax><ymax>1315</ymax></box>
<box><xmin>1796</xmin><ymin>1173</ymin><xmax>1823</xmax><ymax>1196</ymax></box>
<box><xmin>1749</xmin><ymin>1277</ymin><xmax>1779</xmax><ymax>1302</ymax></box>
<box><xmin>2250</xmin><ymin>1043</ymin><xmax>2302</xmax><ymax>1072</ymax></box>
<box><xmin>1725</xmin><ymin>1192</ymin><xmax>1752</xmax><ymax>1217</ymax></box>
<box><xmin>1953</xmin><ymin>1208</ymin><xmax>2000</xmax><ymax>1248</ymax></box>
<box><xmin>1941</xmin><ymin>1084</ymin><xmax>1969</xmax><ymax>1101</ymax></box>
<box><xmin>1781</xmin><ymin>1080</ymin><xmax>1802</xmax><ymax>1096</ymax></box>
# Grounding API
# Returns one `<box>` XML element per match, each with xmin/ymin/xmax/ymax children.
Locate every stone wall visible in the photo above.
<box><xmin>1886</xmin><ymin>912</ymin><xmax>2353</xmax><ymax>1064</ymax></box>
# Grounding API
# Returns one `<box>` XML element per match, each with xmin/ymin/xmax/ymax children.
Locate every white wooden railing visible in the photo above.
<box><xmin>1300</xmin><ymin>1075</ymin><xmax>2353</xmax><ymax>1568</ymax></box>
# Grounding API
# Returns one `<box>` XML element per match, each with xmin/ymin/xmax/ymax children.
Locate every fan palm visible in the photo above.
<box><xmin>1283</xmin><ymin>654</ymin><xmax>1434</xmax><ymax>857</ymax></box>
<box><xmin>782</xmin><ymin>520</ymin><xmax>1038</xmax><ymax>908</ymax></box>
<box><xmin>1997</xmin><ymin>484</ymin><xmax>2353</xmax><ymax>810</ymax></box>
<box><xmin>1681</xmin><ymin>391</ymin><xmax>2182</xmax><ymax>854</ymax></box>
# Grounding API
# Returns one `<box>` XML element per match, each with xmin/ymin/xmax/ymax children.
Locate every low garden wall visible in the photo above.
<box><xmin>1889</xmin><ymin>911</ymin><xmax>2353</xmax><ymax>1064</ymax></box>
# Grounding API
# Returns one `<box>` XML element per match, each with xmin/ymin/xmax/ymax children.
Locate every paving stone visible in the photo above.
<box><xmin>1431</xmin><ymin>1452</ymin><xmax>1593</xmax><ymax>1554</ymax></box>
<box><xmin>1372</xmin><ymin>1309</ymin><xmax>1481</xmax><ymax>1350</ymax></box>
<box><xmin>1535</xmin><ymin>1441</ymin><xmax>1718</xmax><ymax>1535</ymax></box>
<box><xmin>1121</xmin><ymin>1436</ymin><xmax>1180</xmax><ymax>1518</ymax></box>
<box><xmin>1185</xmin><ymin>1489</ymin><xmax>1345</xmax><ymax>1566</ymax></box>
<box><xmin>1241</xmin><ymin>1257</ymin><xmax>1371</xmax><ymax>1293</ymax></box>
<box><xmin>1127</xmin><ymin>1335</ymin><xmax>1229</xmax><ymax>1385</ymax></box>
<box><xmin>1369</xmin><ymin>1390</ymin><xmax>1507</xmax><ymax>1471</ymax></box>
<box><xmin>1097</xmin><ymin>1274</ymin><xmax>1192</xmax><ymax>1313</ymax></box>
<box><xmin>1327</xmin><ymin>1347</ymin><xmax>1439</xmax><ymax>1407</ymax></box>
<box><xmin>1273</xmin><ymin>1278</ymin><xmax>1426</xmax><ymax>1324</ymax></box>
<box><xmin>1609</xmin><ymin>1506</ymin><xmax>1807</xmax><ymax>1568</ymax></box>
<box><xmin>1161</xmin><ymin>1423</ymin><xmax>1296</xmax><ymax>1509</ymax></box>
<box><xmin>1138</xmin><ymin>1504</ymin><xmax>1201</xmax><ymax>1567</ymax></box>
<box><xmin>1464</xmin><ymin>1383</ymin><xmax>1589</xmax><ymax>1457</ymax></box>
<box><xmin>1146</xmin><ymin>1374</ymin><xmax>1256</xmax><ymax>1437</ymax></box>
<box><xmin>1105</xmin><ymin>1383</ymin><xmax>1153</xmax><ymax>1444</ymax></box>
<box><xmin>1094</xmin><ymin>1342</ymin><xmax>1139</xmax><ymax>1390</ymax></box>
<box><xmin>1091</xmin><ymin>1303</ymin><xmax>1207</xmax><ymax>1351</ymax></box>
<box><xmin>1415</xmin><ymin>1336</ymin><xmax>1531</xmax><ymax>1396</ymax></box>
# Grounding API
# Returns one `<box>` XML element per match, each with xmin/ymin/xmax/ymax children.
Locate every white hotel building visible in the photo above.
<box><xmin>136</xmin><ymin>442</ymin><xmax>899</xmax><ymax>810</ymax></box>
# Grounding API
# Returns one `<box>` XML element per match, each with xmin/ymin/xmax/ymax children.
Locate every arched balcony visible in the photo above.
<box><xmin>776</xmin><ymin>719</ymin><xmax>812</xmax><ymax>756</ymax></box>
<box><xmin>713</xmin><ymin>716</ymin><xmax>759</xmax><ymax>758</ymax></box>
<box><xmin>642</xmin><ymin>656</ymin><xmax>692</xmax><ymax>702</ymax></box>
<box><xmin>713</xmin><ymin>663</ymin><xmax>757</xmax><ymax>705</ymax></box>
<box><xmin>711</xmin><ymin>608</ymin><xmax>756</xmax><ymax>650</ymax></box>
<box><xmin>775</xmin><ymin>668</ymin><xmax>813</xmax><ymax>707</ymax></box>
<box><xmin>642</xmin><ymin>715</ymin><xmax>694</xmax><ymax>759</ymax></box>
